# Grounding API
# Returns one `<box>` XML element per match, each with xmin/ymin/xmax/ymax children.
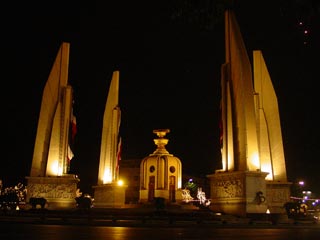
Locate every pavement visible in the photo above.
<box><xmin>0</xmin><ymin>206</ymin><xmax>319</xmax><ymax>228</ymax></box>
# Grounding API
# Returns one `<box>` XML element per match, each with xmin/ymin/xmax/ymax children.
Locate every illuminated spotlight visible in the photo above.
<box><xmin>117</xmin><ymin>180</ymin><xmax>124</xmax><ymax>186</ymax></box>
<box><xmin>303</xmin><ymin>191</ymin><xmax>312</xmax><ymax>195</ymax></box>
<box><xmin>299</xmin><ymin>21</ymin><xmax>303</xmax><ymax>26</ymax></box>
<box><xmin>304</xmin><ymin>30</ymin><xmax>308</xmax><ymax>34</ymax></box>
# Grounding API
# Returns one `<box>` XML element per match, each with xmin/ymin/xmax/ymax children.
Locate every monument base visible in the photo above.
<box><xmin>92</xmin><ymin>183</ymin><xmax>127</xmax><ymax>208</ymax></box>
<box><xmin>139</xmin><ymin>188</ymin><xmax>184</xmax><ymax>204</ymax></box>
<box><xmin>26</xmin><ymin>174</ymin><xmax>80</xmax><ymax>210</ymax></box>
<box><xmin>266</xmin><ymin>181</ymin><xmax>292</xmax><ymax>214</ymax></box>
<box><xmin>207</xmin><ymin>171</ymin><xmax>269</xmax><ymax>217</ymax></box>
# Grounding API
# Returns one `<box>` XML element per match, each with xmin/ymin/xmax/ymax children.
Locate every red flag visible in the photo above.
<box><xmin>116</xmin><ymin>137</ymin><xmax>122</xmax><ymax>169</ymax></box>
<box><xmin>67</xmin><ymin>144</ymin><xmax>74</xmax><ymax>162</ymax></box>
<box><xmin>67</xmin><ymin>111</ymin><xmax>77</xmax><ymax>168</ymax></box>
<box><xmin>71</xmin><ymin>115</ymin><xmax>77</xmax><ymax>143</ymax></box>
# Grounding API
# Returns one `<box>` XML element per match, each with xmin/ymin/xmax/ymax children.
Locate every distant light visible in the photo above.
<box><xmin>266</xmin><ymin>209</ymin><xmax>270</xmax><ymax>214</ymax></box>
<box><xmin>303</xmin><ymin>191</ymin><xmax>312</xmax><ymax>195</ymax></box>
<box><xmin>299</xmin><ymin>22</ymin><xmax>303</xmax><ymax>26</ymax></box>
<box><xmin>298</xmin><ymin>181</ymin><xmax>304</xmax><ymax>186</ymax></box>
<box><xmin>304</xmin><ymin>30</ymin><xmax>308</xmax><ymax>34</ymax></box>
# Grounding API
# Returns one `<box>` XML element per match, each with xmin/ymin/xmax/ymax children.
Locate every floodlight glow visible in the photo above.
<box><xmin>51</xmin><ymin>160</ymin><xmax>63</xmax><ymax>176</ymax></box>
<box><xmin>102</xmin><ymin>169</ymin><xmax>112</xmax><ymax>184</ymax></box>
<box><xmin>261</xmin><ymin>163</ymin><xmax>273</xmax><ymax>180</ymax></box>
<box><xmin>117</xmin><ymin>180</ymin><xmax>124</xmax><ymax>186</ymax></box>
<box><xmin>250</xmin><ymin>152</ymin><xmax>260</xmax><ymax>169</ymax></box>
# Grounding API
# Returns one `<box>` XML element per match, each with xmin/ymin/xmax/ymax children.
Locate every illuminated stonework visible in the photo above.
<box><xmin>253</xmin><ymin>51</ymin><xmax>287</xmax><ymax>181</ymax></box>
<box><xmin>211</xmin><ymin>174</ymin><xmax>244</xmax><ymax>199</ymax></box>
<box><xmin>29</xmin><ymin>42</ymin><xmax>74</xmax><ymax>177</ymax></box>
<box><xmin>26</xmin><ymin>176</ymin><xmax>79</xmax><ymax>209</ymax></box>
<box><xmin>92</xmin><ymin>71</ymin><xmax>126</xmax><ymax>208</ymax></box>
<box><xmin>139</xmin><ymin>129</ymin><xmax>183</xmax><ymax>204</ymax></box>
<box><xmin>208</xmin><ymin>10</ymin><xmax>291</xmax><ymax>216</ymax></box>
<box><xmin>218</xmin><ymin>11</ymin><xmax>287</xmax><ymax>182</ymax></box>
<box><xmin>26</xmin><ymin>42</ymin><xmax>79</xmax><ymax>209</ymax></box>
<box><xmin>208</xmin><ymin>171</ymin><xmax>268</xmax><ymax>216</ymax></box>
<box><xmin>96</xmin><ymin>71</ymin><xmax>121</xmax><ymax>185</ymax></box>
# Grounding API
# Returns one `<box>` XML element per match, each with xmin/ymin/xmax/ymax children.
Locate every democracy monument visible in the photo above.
<box><xmin>25</xmin><ymin>9</ymin><xmax>291</xmax><ymax>217</ymax></box>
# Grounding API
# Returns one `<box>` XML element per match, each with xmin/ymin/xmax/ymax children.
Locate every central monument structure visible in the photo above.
<box><xmin>139</xmin><ymin>129</ymin><xmax>183</xmax><ymax>205</ymax></box>
<box><xmin>207</xmin><ymin>10</ymin><xmax>291</xmax><ymax>217</ymax></box>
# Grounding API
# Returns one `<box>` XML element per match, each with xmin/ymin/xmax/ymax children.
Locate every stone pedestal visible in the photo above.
<box><xmin>266</xmin><ymin>181</ymin><xmax>292</xmax><ymax>214</ymax></box>
<box><xmin>207</xmin><ymin>171</ymin><xmax>268</xmax><ymax>217</ymax></box>
<box><xmin>140</xmin><ymin>188</ymin><xmax>184</xmax><ymax>204</ymax></box>
<box><xmin>26</xmin><ymin>174</ymin><xmax>80</xmax><ymax>210</ymax></box>
<box><xmin>92</xmin><ymin>183</ymin><xmax>127</xmax><ymax>208</ymax></box>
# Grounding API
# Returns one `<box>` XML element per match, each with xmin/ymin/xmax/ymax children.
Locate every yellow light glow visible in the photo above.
<box><xmin>178</xmin><ymin>176</ymin><xmax>182</xmax><ymax>188</ymax></box>
<box><xmin>249</xmin><ymin>152</ymin><xmax>260</xmax><ymax>170</ymax></box>
<box><xmin>261</xmin><ymin>163</ymin><xmax>273</xmax><ymax>180</ymax></box>
<box><xmin>222</xmin><ymin>157</ymin><xmax>226</xmax><ymax>171</ymax></box>
<box><xmin>117</xmin><ymin>180</ymin><xmax>124</xmax><ymax>186</ymax></box>
<box><xmin>102</xmin><ymin>169</ymin><xmax>112</xmax><ymax>184</ymax></box>
<box><xmin>51</xmin><ymin>160</ymin><xmax>63</xmax><ymax>176</ymax></box>
<box><xmin>227</xmin><ymin>155</ymin><xmax>233</xmax><ymax>170</ymax></box>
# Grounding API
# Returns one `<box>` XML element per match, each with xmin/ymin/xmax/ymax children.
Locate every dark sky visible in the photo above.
<box><xmin>2</xmin><ymin>1</ymin><xmax>320</xmax><ymax>195</ymax></box>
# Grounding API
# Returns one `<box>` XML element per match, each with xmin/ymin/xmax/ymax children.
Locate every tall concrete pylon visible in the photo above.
<box><xmin>26</xmin><ymin>42</ymin><xmax>79</xmax><ymax>209</ymax></box>
<box><xmin>253</xmin><ymin>50</ymin><xmax>287</xmax><ymax>182</ymax></box>
<box><xmin>208</xmin><ymin>10</ymin><xmax>291</xmax><ymax>216</ymax></box>
<box><xmin>97</xmin><ymin>70</ymin><xmax>121</xmax><ymax>185</ymax></box>
<box><xmin>30</xmin><ymin>42</ymin><xmax>73</xmax><ymax>177</ymax></box>
<box><xmin>93</xmin><ymin>71</ymin><xmax>126</xmax><ymax>208</ymax></box>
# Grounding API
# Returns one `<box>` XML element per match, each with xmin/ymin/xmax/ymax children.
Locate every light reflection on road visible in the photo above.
<box><xmin>1</xmin><ymin>224</ymin><xmax>320</xmax><ymax>240</ymax></box>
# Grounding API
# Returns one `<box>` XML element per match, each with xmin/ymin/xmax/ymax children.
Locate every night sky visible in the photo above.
<box><xmin>2</xmin><ymin>1</ymin><xmax>320</xmax><ymax>195</ymax></box>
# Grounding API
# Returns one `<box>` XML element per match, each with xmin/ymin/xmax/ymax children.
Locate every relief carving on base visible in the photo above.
<box><xmin>267</xmin><ymin>188</ymin><xmax>289</xmax><ymax>203</ymax></box>
<box><xmin>28</xmin><ymin>183</ymin><xmax>76</xmax><ymax>199</ymax></box>
<box><xmin>212</xmin><ymin>176</ymin><xmax>244</xmax><ymax>198</ymax></box>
